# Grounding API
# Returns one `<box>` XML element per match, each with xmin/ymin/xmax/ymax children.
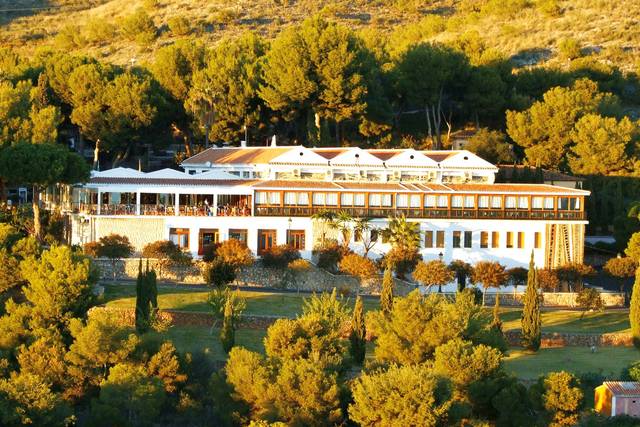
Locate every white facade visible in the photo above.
<box><xmin>61</xmin><ymin>146</ymin><xmax>589</xmax><ymax>271</ymax></box>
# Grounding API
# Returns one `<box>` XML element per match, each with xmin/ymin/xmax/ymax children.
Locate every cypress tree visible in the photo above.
<box><xmin>491</xmin><ymin>292</ymin><xmax>503</xmax><ymax>332</ymax></box>
<box><xmin>521</xmin><ymin>252</ymin><xmax>541</xmax><ymax>351</ymax></box>
<box><xmin>630</xmin><ymin>267</ymin><xmax>640</xmax><ymax>348</ymax></box>
<box><xmin>135</xmin><ymin>258</ymin><xmax>149</xmax><ymax>333</ymax></box>
<box><xmin>380</xmin><ymin>265</ymin><xmax>394</xmax><ymax>315</ymax></box>
<box><xmin>220</xmin><ymin>297</ymin><xmax>235</xmax><ymax>353</ymax></box>
<box><xmin>350</xmin><ymin>295</ymin><xmax>366</xmax><ymax>364</ymax></box>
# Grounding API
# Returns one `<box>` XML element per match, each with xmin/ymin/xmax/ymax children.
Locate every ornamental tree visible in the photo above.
<box><xmin>575</xmin><ymin>288</ymin><xmax>604</xmax><ymax>319</ymax></box>
<box><xmin>142</xmin><ymin>240</ymin><xmax>191</xmax><ymax>276</ymax></box>
<box><xmin>220</xmin><ymin>297</ymin><xmax>235</xmax><ymax>353</ymax></box>
<box><xmin>449</xmin><ymin>260</ymin><xmax>472</xmax><ymax>292</ymax></box>
<box><xmin>471</xmin><ymin>261</ymin><xmax>508</xmax><ymax>306</ymax></box>
<box><xmin>604</xmin><ymin>256</ymin><xmax>637</xmax><ymax>293</ymax></box>
<box><xmin>95</xmin><ymin>234</ymin><xmax>134</xmax><ymax>280</ymax></box>
<box><xmin>339</xmin><ymin>253</ymin><xmax>377</xmax><ymax>295</ymax></box>
<box><xmin>625</xmin><ymin>232</ymin><xmax>640</xmax><ymax>261</ymax></box>
<box><xmin>413</xmin><ymin>260</ymin><xmax>454</xmax><ymax>293</ymax></box>
<box><xmin>214</xmin><ymin>238</ymin><xmax>254</xmax><ymax>271</ymax></box>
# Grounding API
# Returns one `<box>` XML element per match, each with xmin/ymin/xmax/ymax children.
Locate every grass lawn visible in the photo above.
<box><xmin>142</xmin><ymin>325</ymin><xmax>266</xmax><ymax>361</ymax></box>
<box><xmin>102</xmin><ymin>284</ymin><xmax>380</xmax><ymax>318</ymax></box>
<box><xmin>497</xmin><ymin>308</ymin><xmax>630</xmax><ymax>334</ymax></box>
<box><xmin>504</xmin><ymin>347</ymin><xmax>639</xmax><ymax>380</ymax></box>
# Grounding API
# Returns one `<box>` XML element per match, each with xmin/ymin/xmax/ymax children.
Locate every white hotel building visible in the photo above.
<box><xmin>63</xmin><ymin>145</ymin><xmax>588</xmax><ymax>269</ymax></box>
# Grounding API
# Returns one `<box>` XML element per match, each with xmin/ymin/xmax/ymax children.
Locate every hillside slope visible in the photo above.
<box><xmin>1</xmin><ymin>0</ymin><xmax>638</xmax><ymax>70</ymax></box>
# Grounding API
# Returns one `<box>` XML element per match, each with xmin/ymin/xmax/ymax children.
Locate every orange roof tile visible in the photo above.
<box><xmin>182</xmin><ymin>147</ymin><xmax>293</xmax><ymax>165</ymax></box>
<box><xmin>311</xmin><ymin>149</ymin><xmax>348</xmax><ymax>159</ymax></box>
<box><xmin>446</xmin><ymin>183</ymin><xmax>588</xmax><ymax>194</ymax></box>
<box><xmin>368</xmin><ymin>150</ymin><xmax>402</xmax><ymax>161</ymax></box>
<box><xmin>252</xmin><ymin>180</ymin><xmax>340</xmax><ymax>189</ymax></box>
<box><xmin>423</xmin><ymin>151</ymin><xmax>459</xmax><ymax>162</ymax></box>
<box><xmin>602</xmin><ymin>382</ymin><xmax>640</xmax><ymax>396</ymax></box>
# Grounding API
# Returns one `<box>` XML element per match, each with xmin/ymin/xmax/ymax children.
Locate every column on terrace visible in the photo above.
<box><xmin>97</xmin><ymin>189</ymin><xmax>101</xmax><ymax>215</ymax></box>
<box><xmin>135</xmin><ymin>191</ymin><xmax>141</xmax><ymax>215</ymax></box>
<box><xmin>175</xmin><ymin>192</ymin><xmax>180</xmax><ymax>216</ymax></box>
<box><xmin>212</xmin><ymin>193</ymin><xmax>218</xmax><ymax>216</ymax></box>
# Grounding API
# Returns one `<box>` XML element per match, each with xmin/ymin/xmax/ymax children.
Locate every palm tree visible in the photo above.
<box><xmin>330</xmin><ymin>210</ymin><xmax>354</xmax><ymax>251</ymax></box>
<box><xmin>381</xmin><ymin>215</ymin><xmax>421</xmax><ymax>251</ymax></box>
<box><xmin>353</xmin><ymin>217</ymin><xmax>378</xmax><ymax>257</ymax></box>
<box><xmin>311</xmin><ymin>210</ymin><xmax>337</xmax><ymax>247</ymax></box>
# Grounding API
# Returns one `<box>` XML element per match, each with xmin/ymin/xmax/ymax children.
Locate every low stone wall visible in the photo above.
<box><xmin>93</xmin><ymin>306</ymin><xmax>633</xmax><ymax>348</ymax></box>
<box><xmin>94</xmin><ymin>258</ymin><xmax>414</xmax><ymax>296</ymax></box>
<box><xmin>89</xmin><ymin>306</ymin><xmax>280</xmax><ymax>329</ymax></box>
<box><xmin>483</xmin><ymin>291</ymin><xmax>625</xmax><ymax>308</ymax></box>
<box><xmin>504</xmin><ymin>330</ymin><xmax>632</xmax><ymax>348</ymax></box>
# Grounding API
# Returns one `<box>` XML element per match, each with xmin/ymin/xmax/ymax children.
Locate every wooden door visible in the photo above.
<box><xmin>257</xmin><ymin>229</ymin><xmax>277</xmax><ymax>255</ymax></box>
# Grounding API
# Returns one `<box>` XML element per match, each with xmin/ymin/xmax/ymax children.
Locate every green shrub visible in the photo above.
<box><xmin>168</xmin><ymin>16</ymin><xmax>191</xmax><ymax>36</ymax></box>
<box><xmin>313</xmin><ymin>241</ymin><xmax>346</xmax><ymax>272</ymax></box>
<box><xmin>203</xmin><ymin>258</ymin><xmax>236</xmax><ymax>288</ymax></box>
<box><xmin>84</xmin><ymin>18</ymin><xmax>116</xmax><ymax>45</ymax></box>
<box><xmin>120</xmin><ymin>9</ymin><xmax>157</xmax><ymax>45</ymax></box>
<box><xmin>558</xmin><ymin>38</ymin><xmax>583</xmax><ymax>60</ymax></box>
<box><xmin>261</xmin><ymin>244</ymin><xmax>300</xmax><ymax>269</ymax></box>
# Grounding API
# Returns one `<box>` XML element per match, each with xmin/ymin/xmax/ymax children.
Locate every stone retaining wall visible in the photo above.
<box><xmin>503</xmin><ymin>330</ymin><xmax>632</xmax><ymax>348</ymax></box>
<box><xmin>94</xmin><ymin>258</ymin><xmax>414</xmax><ymax>296</ymax></box>
<box><xmin>89</xmin><ymin>306</ymin><xmax>280</xmax><ymax>329</ymax></box>
<box><xmin>93</xmin><ymin>306</ymin><xmax>633</xmax><ymax>348</ymax></box>
<box><xmin>484</xmin><ymin>291</ymin><xmax>625</xmax><ymax>308</ymax></box>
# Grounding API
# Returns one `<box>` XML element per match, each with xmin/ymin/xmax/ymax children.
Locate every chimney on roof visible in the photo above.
<box><xmin>240</xmin><ymin>140</ymin><xmax>247</xmax><ymax>148</ymax></box>
<box><xmin>271</xmin><ymin>135</ymin><xmax>277</xmax><ymax>147</ymax></box>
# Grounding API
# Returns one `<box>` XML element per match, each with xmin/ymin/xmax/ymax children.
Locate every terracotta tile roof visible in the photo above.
<box><xmin>423</xmin><ymin>151</ymin><xmax>459</xmax><ymax>162</ymax></box>
<box><xmin>89</xmin><ymin>177</ymin><xmax>256</xmax><ymax>187</ymax></box>
<box><xmin>446</xmin><ymin>183</ymin><xmax>589</xmax><ymax>195</ymax></box>
<box><xmin>368</xmin><ymin>150</ymin><xmax>401</xmax><ymax>161</ymax></box>
<box><xmin>334</xmin><ymin>182</ymin><xmax>412</xmax><ymax>191</ymax></box>
<box><xmin>182</xmin><ymin>147</ymin><xmax>293</xmax><ymax>165</ymax></box>
<box><xmin>252</xmin><ymin>180</ymin><xmax>341</xmax><ymax>189</ymax></box>
<box><xmin>311</xmin><ymin>149</ymin><xmax>348</xmax><ymax>159</ymax></box>
<box><xmin>602</xmin><ymin>382</ymin><xmax>640</xmax><ymax>396</ymax></box>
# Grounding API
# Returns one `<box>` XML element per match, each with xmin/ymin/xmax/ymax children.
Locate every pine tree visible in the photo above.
<box><xmin>220</xmin><ymin>297</ymin><xmax>235</xmax><ymax>353</ymax></box>
<box><xmin>521</xmin><ymin>252</ymin><xmax>541</xmax><ymax>351</ymax></box>
<box><xmin>380</xmin><ymin>265</ymin><xmax>394</xmax><ymax>315</ymax></box>
<box><xmin>350</xmin><ymin>296</ymin><xmax>366</xmax><ymax>365</ymax></box>
<box><xmin>630</xmin><ymin>267</ymin><xmax>640</xmax><ymax>349</ymax></box>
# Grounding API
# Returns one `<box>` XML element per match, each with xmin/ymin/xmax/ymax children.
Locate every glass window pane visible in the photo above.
<box><xmin>518</xmin><ymin>196</ymin><xmax>528</xmax><ymax>209</ymax></box>
<box><xmin>396</xmin><ymin>194</ymin><xmax>408</xmax><ymax>208</ymax></box>
<box><xmin>410</xmin><ymin>195</ymin><xmax>421</xmax><ymax>208</ymax></box>
<box><xmin>436</xmin><ymin>231</ymin><xmax>445</xmax><ymax>248</ymax></box>
<box><xmin>464</xmin><ymin>231</ymin><xmax>472</xmax><ymax>248</ymax></box>
<box><xmin>437</xmin><ymin>195</ymin><xmax>448</xmax><ymax>208</ymax></box>
<box><xmin>464</xmin><ymin>196</ymin><xmax>474</xmax><ymax>208</ymax></box>
<box><xmin>284</xmin><ymin>192</ymin><xmax>297</xmax><ymax>205</ymax></box>
<box><xmin>478</xmin><ymin>196</ymin><xmax>489</xmax><ymax>208</ymax></box>
<box><xmin>255</xmin><ymin>192</ymin><xmax>267</xmax><ymax>204</ymax></box>
<box><xmin>341</xmin><ymin>193</ymin><xmax>353</xmax><ymax>206</ymax></box>
<box><xmin>327</xmin><ymin>193</ymin><xmax>338</xmax><ymax>206</ymax></box>
<box><xmin>369</xmin><ymin>194</ymin><xmax>381</xmax><ymax>206</ymax></box>
<box><xmin>451</xmin><ymin>196</ymin><xmax>463</xmax><ymax>208</ymax></box>
<box><xmin>313</xmin><ymin>192</ymin><xmax>325</xmax><ymax>205</ymax></box>
<box><xmin>532</xmin><ymin>197</ymin><xmax>543</xmax><ymax>209</ymax></box>
<box><xmin>269</xmin><ymin>192</ymin><xmax>280</xmax><ymax>205</ymax></box>
<box><xmin>425</xmin><ymin>195</ymin><xmax>436</xmax><ymax>207</ymax></box>
<box><xmin>382</xmin><ymin>194</ymin><xmax>392</xmax><ymax>207</ymax></box>
<box><xmin>424</xmin><ymin>231</ymin><xmax>433</xmax><ymax>248</ymax></box>
<box><xmin>544</xmin><ymin>197</ymin><xmax>554</xmax><ymax>210</ymax></box>
<box><xmin>299</xmin><ymin>192</ymin><xmax>309</xmax><ymax>205</ymax></box>
<box><xmin>354</xmin><ymin>193</ymin><xmax>365</xmax><ymax>206</ymax></box>
<box><xmin>491</xmin><ymin>196</ymin><xmax>502</xmax><ymax>208</ymax></box>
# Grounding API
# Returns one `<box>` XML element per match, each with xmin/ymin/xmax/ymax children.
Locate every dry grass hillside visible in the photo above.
<box><xmin>0</xmin><ymin>0</ymin><xmax>638</xmax><ymax>70</ymax></box>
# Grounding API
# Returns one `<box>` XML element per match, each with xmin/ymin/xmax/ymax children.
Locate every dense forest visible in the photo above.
<box><xmin>2</xmin><ymin>1</ymin><xmax>640</xmax><ymax>236</ymax></box>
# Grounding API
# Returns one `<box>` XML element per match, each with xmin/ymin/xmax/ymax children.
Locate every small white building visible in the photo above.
<box><xmin>53</xmin><ymin>146</ymin><xmax>589</xmax><ymax>270</ymax></box>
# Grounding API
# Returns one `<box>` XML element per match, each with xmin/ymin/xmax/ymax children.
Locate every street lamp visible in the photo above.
<box><xmin>438</xmin><ymin>252</ymin><xmax>443</xmax><ymax>261</ymax></box>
